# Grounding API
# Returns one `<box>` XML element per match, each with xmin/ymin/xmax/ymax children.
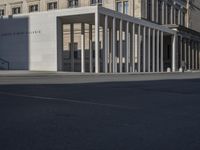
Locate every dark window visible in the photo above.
<box><xmin>47</xmin><ymin>2</ymin><xmax>57</xmax><ymax>10</ymax></box>
<box><xmin>147</xmin><ymin>0</ymin><xmax>152</xmax><ymax>21</ymax></box>
<box><xmin>182</xmin><ymin>12</ymin><xmax>185</xmax><ymax>26</ymax></box>
<box><xmin>0</xmin><ymin>9</ymin><xmax>4</xmax><ymax>16</ymax></box>
<box><xmin>12</xmin><ymin>7</ymin><xmax>21</xmax><ymax>14</ymax></box>
<box><xmin>175</xmin><ymin>8</ymin><xmax>179</xmax><ymax>24</ymax></box>
<box><xmin>68</xmin><ymin>0</ymin><xmax>79</xmax><ymax>8</ymax></box>
<box><xmin>158</xmin><ymin>0</ymin><xmax>162</xmax><ymax>24</ymax></box>
<box><xmin>91</xmin><ymin>0</ymin><xmax>102</xmax><ymax>6</ymax></box>
<box><xmin>116</xmin><ymin>0</ymin><xmax>128</xmax><ymax>14</ymax></box>
<box><xmin>167</xmin><ymin>5</ymin><xmax>171</xmax><ymax>24</ymax></box>
<box><xmin>29</xmin><ymin>5</ymin><xmax>39</xmax><ymax>12</ymax></box>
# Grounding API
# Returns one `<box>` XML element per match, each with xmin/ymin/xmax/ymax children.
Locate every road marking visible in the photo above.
<box><xmin>0</xmin><ymin>91</ymin><xmax>138</xmax><ymax>110</ymax></box>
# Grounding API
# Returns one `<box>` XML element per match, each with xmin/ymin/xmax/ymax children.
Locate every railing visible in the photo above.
<box><xmin>0</xmin><ymin>58</ymin><xmax>9</xmax><ymax>70</ymax></box>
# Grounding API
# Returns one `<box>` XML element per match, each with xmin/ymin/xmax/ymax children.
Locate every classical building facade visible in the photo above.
<box><xmin>0</xmin><ymin>0</ymin><xmax>200</xmax><ymax>73</ymax></box>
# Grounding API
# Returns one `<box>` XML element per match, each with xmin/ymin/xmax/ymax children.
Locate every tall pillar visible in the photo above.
<box><xmin>125</xmin><ymin>22</ymin><xmax>129</xmax><ymax>72</ymax></box>
<box><xmin>179</xmin><ymin>36</ymin><xmax>183</xmax><ymax>69</ymax></box>
<box><xmin>81</xmin><ymin>23</ymin><xmax>85</xmax><ymax>73</ymax></box>
<box><xmin>180</xmin><ymin>10</ymin><xmax>183</xmax><ymax>25</ymax></box>
<box><xmin>109</xmin><ymin>28</ymin><xmax>112</xmax><ymax>73</ymax></box>
<box><xmin>172</xmin><ymin>34</ymin><xmax>177</xmax><ymax>72</ymax></box>
<box><xmin>156</xmin><ymin>0</ymin><xmax>159</xmax><ymax>22</ymax></box>
<box><xmin>152</xmin><ymin>29</ymin><xmax>155</xmax><ymax>72</ymax></box>
<box><xmin>95</xmin><ymin>12</ymin><xmax>99</xmax><ymax>73</ymax></box>
<box><xmin>184</xmin><ymin>39</ymin><xmax>187</xmax><ymax>70</ymax></box>
<box><xmin>132</xmin><ymin>23</ymin><xmax>135</xmax><ymax>72</ymax></box>
<box><xmin>160</xmin><ymin>31</ymin><xmax>164</xmax><ymax>72</ymax></box>
<box><xmin>89</xmin><ymin>24</ymin><xmax>93</xmax><ymax>73</ymax></box>
<box><xmin>188</xmin><ymin>40</ymin><xmax>191</xmax><ymax>70</ymax></box>
<box><xmin>171</xmin><ymin>5</ymin><xmax>173</xmax><ymax>24</ymax></box>
<box><xmin>70</xmin><ymin>23</ymin><xmax>74</xmax><ymax>72</ymax></box>
<box><xmin>157</xmin><ymin>30</ymin><xmax>160</xmax><ymax>72</ymax></box>
<box><xmin>148</xmin><ymin>28</ymin><xmax>151</xmax><ymax>72</ymax></box>
<box><xmin>195</xmin><ymin>42</ymin><xmax>198</xmax><ymax>70</ymax></box>
<box><xmin>198</xmin><ymin>42</ymin><xmax>200</xmax><ymax>70</ymax></box>
<box><xmin>165</xmin><ymin>3</ymin><xmax>168</xmax><ymax>24</ymax></box>
<box><xmin>162</xmin><ymin>1</ymin><xmax>165</xmax><ymax>24</ymax></box>
<box><xmin>104</xmin><ymin>15</ymin><xmax>108</xmax><ymax>73</ymax></box>
<box><xmin>112</xmin><ymin>17</ymin><xmax>117</xmax><ymax>73</ymax></box>
<box><xmin>192</xmin><ymin>41</ymin><xmax>195</xmax><ymax>70</ymax></box>
<box><xmin>173</xmin><ymin>7</ymin><xmax>176</xmax><ymax>24</ymax></box>
<box><xmin>138</xmin><ymin>25</ymin><xmax>141</xmax><ymax>72</ymax></box>
<box><xmin>143</xmin><ymin>26</ymin><xmax>146</xmax><ymax>72</ymax></box>
<box><xmin>119</xmin><ymin>19</ymin><xmax>123</xmax><ymax>73</ymax></box>
<box><xmin>178</xmin><ymin>9</ymin><xmax>181</xmax><ymax>25</ymax></box>
<box><xmin>152</xmin><ymin>0</ymin><xmax>155</xmax><ymax>21</ymax></box>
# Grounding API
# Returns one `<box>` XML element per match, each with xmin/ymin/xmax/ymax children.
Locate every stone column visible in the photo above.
<box><xmin>89</xmin><ymin>24</ymin><xmax>93</xmax><ymax>73</ymax></box>
<box><xmin>198</xmin><ymin>42</ymin><xmax>200</xmax><ymax>70</ymax></box>
<box><xmin>188</xmin><ymin>40</ymin><xmax>191</xmax><ymax>70</ymax></box>
<box><xmin>152</xmin><ymin>0</ymin><xmax>155</xmax><ymax>21</ymax></box>
<box><xmin>178</xmin><ymin>9</ymin><xmax>181</xmax><ymax>25</ymax></box>
<box><xmin>132</xmin><ymin>23</ymin><xmax>135</xmax><ymax>72</ymax></box>
<box><xmin>70</xmin><ymin>23</ymin><xmax>74</xmax><ymax>72</ymax></box>
<box><xmin>172</xmin><ymin>34</ymin><xmax>177</xmax><ymax>72</ymax></box>
<box><xmin>157</xmin><ymin>30</ymin><xmax>160</xmax><ymax>72</ymax></box>
<box><xmin>161</xmin><ymin>31</ymin><xmax>164</xmax><ymax>72</ymax></box>
<box><xmin>112</xmin><ymin>17</ymin><xmax>117</xmax><ymax>73</ymax></box>
<box><xmin>156</xmin><ymin>0</ymin><xmax>159</xmax><ymax>22</ymax></box>
<box><xmin>143</xmin><ymin>26</ymin><xmax>146</xmax><ymax>72</ymax></box>
<box><xmin>104</xmin><ymin>15</ymin><xmax>108</xmax><ymax>73</ymax></box>
<box><xmin>165</xmin><ymin>3</ymin><xmax>168</xmax><ymax>24</ymax></box>
<box><xmin>138</xmin><ymin>25</ymin><xmax>141</xmax><ymax>72</ymax></box>
<box><xmin>119</xmin><ymin>19</ymin><xmax>123</xmax><ymax>73</ymax></box>
<box><xmin>171</xmin><ymin>5</ymin><xmax>173</xmax><ymax>24</ymax></box>
<box><xmin>195</xmin><ymin>42</ymin><xmax>198</xmax><ymax>70</ymax></box>
<box><xmin>148</xmin><ymin>27</ymin><xmax>151</xmax><ymax>72</ymax></box>
<box><xmin>125</xmin><ymin>22</ymin><xmax>129</xmax><ymax>72</ymax></box>
<box><xmin>81</xmin><ymin>23</ymin><xmax>85</xmax><ymax>73</ymax></box>
<box><xmin>152</xmin><ymin>29</ymin><xmax>155</xmax><ymax>72</ymax></box>
<box><xmin>184</xmin><ymin>38</ymin><xmax>187</xmax><ymax>70</ymax></box>
<box><xmin>95</xmin><ymin>12</ymin><xmax>99</xmax><ymax>73</ymax></box>
<box><xmin>109</xmin><ymin>28</ymin><xmax>112</xmax><ymax>73</ymax></box>
<box><xmin>192</xmin><ymin>41</ymin><xmax>195</xmax><ymax>70</ymax></box>
<box><xmin>179</xmin><ymin>36</ymin><xmax>183</xmax><ymax>69</ymax></box>
<box><xmin>162</xmin><ymin>1</ymin><xmax>165</xmax><ymax>24</ymax></box>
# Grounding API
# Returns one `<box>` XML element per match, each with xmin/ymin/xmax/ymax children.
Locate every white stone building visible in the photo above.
<box><xmin>0</xmin><ymin>0</ymin><xmax>200</xmax><ymax>73</ymax></box>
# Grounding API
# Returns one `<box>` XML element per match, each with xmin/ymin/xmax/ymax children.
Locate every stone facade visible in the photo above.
<box><xmin>0</xmin><ymin>0</ymin><xmax>200</xmax><ymax>31</ymax></box>
<box><xmin>0</xmin><ymin>0</ymin><xmax>200</xmax><ymax>73</ymax></box>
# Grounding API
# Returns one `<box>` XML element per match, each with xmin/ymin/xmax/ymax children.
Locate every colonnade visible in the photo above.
<box><xmin>178</xmin><ymin>36</ymin><xmax>200</xmax><ymax>71</ymax></box>
<box><xmin>151</xmin><ymin>0</ymin><xmax>186</xmax><ymax>25</ymax></box>
<box><xmin>68</xmin><ymin>12</ymin><xmax>174</xmax><ymax>73</ymax></box>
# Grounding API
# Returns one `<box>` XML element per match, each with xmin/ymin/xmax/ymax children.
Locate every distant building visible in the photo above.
<box><xmin>0</xmin><ymin>0</ymin><xmax>200</xmax><ymax>73</ymax></box>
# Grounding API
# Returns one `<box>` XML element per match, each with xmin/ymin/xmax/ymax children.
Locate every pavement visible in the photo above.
<box><xmin>0</xmin><ymin>71</ymin><xmax>200</xmax><ymax>150</ymax></box>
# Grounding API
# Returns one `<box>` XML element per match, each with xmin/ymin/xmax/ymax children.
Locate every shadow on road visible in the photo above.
<box><xmin>0</xmin><ymin>78</ymin><xmax>200</xmax><ymax>150</ymax></box>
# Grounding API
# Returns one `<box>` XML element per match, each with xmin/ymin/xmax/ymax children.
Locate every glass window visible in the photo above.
<box><xmin>167</xmin><ymin>5</ymin><xmax>171</xmax><ymax>24</ymax></box>
<box><xmin>12</xmin><ymin>7</ymin><xmax>21</xmax><ymax>14</ymax></box>
<box><xmin>29</xmin><ymin>5</ymin><xmax>39</xmax><ymax>12</ymax></box>
<box><xmin>116</xmin><ymin>2</ymin><xmax>122</xmax><ymax>13</ymax></box>
<box><xmin>91</xmin><ymin>0</ymin><xmax>102</xmax><ymax>6</ymax></box>
<box><xmin>147</xmin><ymin>0</ymin><xmax>152</xmax><ymax>20</ymax></box>
<box><xmin>68</xmin><ymin>0</ymin><xmax>79</xmax><ymax>8</ymax></box>
<box><xmin>116</xmin><ymin>0</ymin><xmax>128</xmax><ymax>14</ymax></box>
<box><xmin>175</xmin><ymin>8</ymin><xmax>179</xmax><ymax>25</ymax></box>
<box><xmin>182</xmin><ymin>12</ymin><xmax>185</xmax><ymax>26</ymax></box>
<box><xmin>123</xmin><ymin>1</ymin><xmax>128</xmax><ymax>14</ymax></box>
<box><xmin>158</xmin><ymin>0</ymin><xmax>162</xmax><ymax>24</ymax></box>
<box><xmin>47</xmin><ymin>2</ymin><xmax>57</xmax><ymax>10</ymax></box>
<box><xmin>0</xmin><ymin>9</ymin><xmax>4</xmax><ymax>16</ymax></box>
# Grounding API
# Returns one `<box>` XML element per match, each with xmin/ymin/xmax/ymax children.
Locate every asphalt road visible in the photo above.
<box><xmin>0</xmin><ymin>72</ymin><xmax>200</xmax><ymax>150</ymax></box>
